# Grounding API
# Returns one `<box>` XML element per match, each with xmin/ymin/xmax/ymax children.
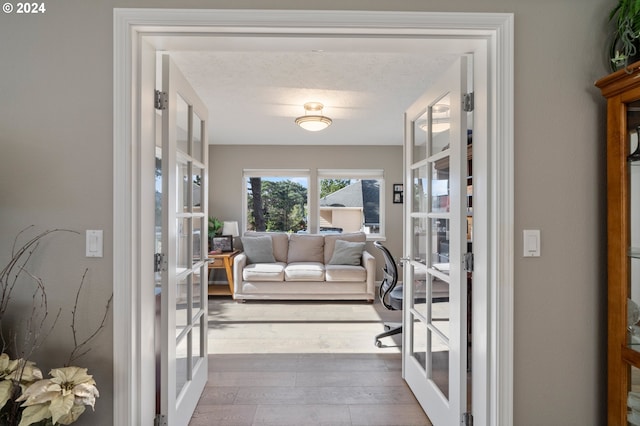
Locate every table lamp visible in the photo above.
<box><xmin>222</xmin><ymin>221</ymin><xmax>239</xmax><ymax>238</ymax></box>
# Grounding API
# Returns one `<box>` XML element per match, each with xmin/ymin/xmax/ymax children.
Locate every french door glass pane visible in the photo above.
<box><xmin>193</xmin><ymin>168</ymin><xmax>204</xmax><ymax>211</ymax></box>
<box><xmin>411</xmin><ymin>264</ymin><xmax>428</xmax><ymax>316</ymax></box>
<box><xmin>428</xmin><ymin>94</ymin><xmax>451</xmax><ymax>156</ymax></box>
<box><xmin>193</xmin><ymin>217</ymin><xmax>203</xmax><ymax>264</ymax></box>
<box><xmin>411</xmin><ymin>313</ymin><xmax>427</xmax><ymax>371</ymax></box>
<box><xmin>193</xmin><ymin>112</ymin><xmax>203</xmax><ymax>163</ymax></box>
<box><xmin>431</xmin><ymin>277</ymin><xmax>450</xmax><ymax>338</ymax></box>
<box><xmin>411</xmin><ymin>217</ymin><xmax>427</xmax><ymax>264</ymax></box>
<box><xmin>429</xmin><ymin>331</ymin><xmax>450</xmax><ymax>399</ymax></box>
<box><xmin>176</xmin><ymin>276</ymin><xmax>188</xmax><ymax>332</ymax></box>
<box><xmin>176</xmin><ymin>333</ymin><xmax>189</xmax><ymax>398</ymax></box>
<box><xmin>176</xmin><ymin>94</ymin><xmax>189</xmax><ymax>155</ymax></box>
<box><xmin>413</xmin><ymin>110</ymin><xmax>428</xmax><ymax>163</ymax></box>
<box><xmin>431</xmin><ymin>161</ymin><xmax>450</xmax><ymax>213</ymax></box>
<box><xmin>193</xmin><ymin>267</ymin><xmax>202</xmax><ymax>312</ymax></box>
<box><xmin>431</xmin><ymin>218</ymin><xmax>450</xmax><ymax>274</ymax></box>
<box><xmin>191</xmin><ymin>319</ymin><xmax>203</xmax><ymax>368</ymax></box>
<box><xmin>178</xmin><ymin>161</ymin><xmax>189</xmax><ymax>213</ymax></box>
<box><xmin>412</xmin><ymin>167</ymin><xmax>428</xmax><ymax>213</ymax></box>
<box><xmin>177</xmin><ymin>218</ymin><xmax>189</xmax><ymax>271</ymax></box>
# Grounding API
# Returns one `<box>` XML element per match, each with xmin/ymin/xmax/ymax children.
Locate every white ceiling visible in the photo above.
<box><xmin>151</xmin><ymin>35</ymin><xmax>460</xmax><ymax>145</ymax></box>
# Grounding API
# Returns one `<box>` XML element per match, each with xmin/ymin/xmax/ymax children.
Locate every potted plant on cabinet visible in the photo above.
<box><xmin>609</xmin><ymin>0</ymin><xmax>640</xmax><ymax>71</ymax></box>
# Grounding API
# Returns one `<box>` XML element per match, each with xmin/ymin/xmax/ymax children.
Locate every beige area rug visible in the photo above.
<box><xmin>207</xmin><ymin>298</ymin><xmax>404</xmax><ymax>354</ymax></box>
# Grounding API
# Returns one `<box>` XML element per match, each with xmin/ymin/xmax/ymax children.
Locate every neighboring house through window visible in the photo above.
<box><xmin>318</xmin><ymin>169</ymin><xmax>384</xmax><ymax>238</ymax></box>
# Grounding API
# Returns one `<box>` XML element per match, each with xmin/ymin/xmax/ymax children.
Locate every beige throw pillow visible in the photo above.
<box><xmin>287</xmin><ymin>234</ymin><xmax>324</xmax><ymax>263</ymax></box>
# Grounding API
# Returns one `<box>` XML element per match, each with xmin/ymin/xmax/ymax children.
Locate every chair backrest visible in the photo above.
<box><xmin>374</xmin><ymin>241</ymin><xmax>399</xmax><ymax>310</ymax></box>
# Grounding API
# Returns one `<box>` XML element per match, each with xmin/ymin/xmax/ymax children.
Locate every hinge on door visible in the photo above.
<box><xmin>155</xmin><ymin>90</ymin><xmax>168</xmax><ymax>110</ymax></box>
<box><xmin>462</xmin><ymin>412</ymin><xmax>473</xmax><ymax>425</ymax></box>
<box><xmin>154</xmin><ymin>414</ymin><xmax>167</xmax><ymax>426</ymax></box>
<box><xmin>463</xmin><ymin>92</ymin><xmax>474</xmax><ymax>112</ymax></box>
<box><xmin>463</xmin><ymin>252</ymin><xmax>474</xmax><ymax>272</ymax></box>
<box><xmin>154</xmin><ymin>253</ymin><xmax>166</xmax><ymax>273</ymax></box>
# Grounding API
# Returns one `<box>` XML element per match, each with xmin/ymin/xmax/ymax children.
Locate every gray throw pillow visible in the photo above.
<box><xmin>329</xmin><ymin>240</ymin><xmax>365</xmax><ymax>266</ymax></box>
<box><xmin>241</xmin><ymin>235</ymin><xmax>276</xmax><ymax>264</ymax></box>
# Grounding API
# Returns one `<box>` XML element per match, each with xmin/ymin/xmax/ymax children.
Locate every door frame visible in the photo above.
<box><xmin>113</xmin><ymin>9</ymin><xmax>514</xmax><ymax>426</ymax></box>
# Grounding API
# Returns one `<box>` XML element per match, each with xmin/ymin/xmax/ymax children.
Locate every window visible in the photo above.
<box><xmin>318</xmin><ymin>169</ymin><xmax>384</xmax><ymax>237</ymax></box>
<box><xmin>243</xmin><ymin>170</ymin><xmax>310</xmax><ymax>233</ymax></box>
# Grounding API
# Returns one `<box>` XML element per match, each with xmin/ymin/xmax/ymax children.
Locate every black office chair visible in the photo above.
<box><xmin>374</xmin><ymin>241</ymin><xmax>403</xmax><ymax>347</ymax></box>
<box><xmin>374</xmin><ymin>241</ymin><xmax>449</xmax><ymax>348</ymax></box>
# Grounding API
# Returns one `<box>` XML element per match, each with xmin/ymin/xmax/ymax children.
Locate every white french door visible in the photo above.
<box><xmin>403</xmin><ymin>56</ymin><xmax>470</xmax><ymax>426</ymax></box>
<box><xmin>157</xmin><ymin>54</ymin><xmax>209</xmax><ymax>426</ymax></box>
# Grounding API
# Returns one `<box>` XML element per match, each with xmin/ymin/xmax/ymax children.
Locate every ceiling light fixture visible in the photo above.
<box><xmin>419</xmin><ymin>119</ymin><xmax>450</xmax><ymax>133</ymax></box>
<box><xmin>295</xmin><ymin>102</ymin><xmax>332</xmax><ymax>132</ymax></box>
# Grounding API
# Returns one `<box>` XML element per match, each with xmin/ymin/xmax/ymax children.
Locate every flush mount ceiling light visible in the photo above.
<box><xmin>295</xmin><ymin>102</ymin><xmax>332</xmax><ymax>132</ymax></box>
<box><xmin>419</xmin><ymin>119</ymin><xmax>450</xmax><ymax>133</ymax></box>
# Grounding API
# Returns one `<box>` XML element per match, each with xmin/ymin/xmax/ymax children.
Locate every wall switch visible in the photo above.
<box><xmin>86</xmin><ymin>230</ymin><xmax>103</xmax><ymax>258</ymax></box>
<box><xmin>523</xmin><ymin>229</ymin><xmax>540</xmax><ymax>257</ymax></box>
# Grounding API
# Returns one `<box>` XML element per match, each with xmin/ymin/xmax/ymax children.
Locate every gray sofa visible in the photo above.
<box><xmin>233</xmin><ymin>231</ymin><xmax>375</xmax><ymax>302</ymax></box>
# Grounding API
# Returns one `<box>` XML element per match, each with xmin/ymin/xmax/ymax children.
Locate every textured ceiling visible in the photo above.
<box><xmin>159</xmin><ymin>36</ymin><xmax>458</xmax><ymax>146</ymax></box>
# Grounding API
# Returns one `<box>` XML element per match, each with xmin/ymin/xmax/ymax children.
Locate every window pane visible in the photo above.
<box><xmin>319</xmin><ymin>177</ymin><xmax>381</xmax><ymax>234</ymax></box>
<box><xmin>245</xmin><ymin>175</ymin><xmax>308</xmax><ymax>233</ymax></box>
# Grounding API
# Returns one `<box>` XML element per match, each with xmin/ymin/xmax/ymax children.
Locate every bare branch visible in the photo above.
<box><xmin>66</xmin><ymin>269</ymin><xmax>112</xmax><ymax>366</ymax></box>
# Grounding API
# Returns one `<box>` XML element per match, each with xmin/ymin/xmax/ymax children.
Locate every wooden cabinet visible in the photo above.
<box><xmin>597</xmin><ymin>61</ymin><xmax>640</xmax><ymax>425</ymax></box>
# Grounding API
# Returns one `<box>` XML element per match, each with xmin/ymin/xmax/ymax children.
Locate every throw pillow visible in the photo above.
<box><xmin>287</xmin><ymin>234</ymin><xmax>324</xmax><ymax>263</ymax></box>
<box><xmin>328</xmin><ymin>239</ymin><xmax>365</xmax><ymax>266</ymax></box>
<box><xmin>241</xmin><ymin>235</ymin><xmax>276</xmax><ymax>264</ymax></box>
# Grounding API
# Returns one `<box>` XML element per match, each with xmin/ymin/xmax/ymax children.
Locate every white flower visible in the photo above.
<box><xmin>0</xmin><ymin>353</ymin><xmax>42</xmax><ymax>411</ymax></box>
<box><xmin>17</xmin><ymin>366</ymin><xmax>98</xmax><ymax>426</ymax></box>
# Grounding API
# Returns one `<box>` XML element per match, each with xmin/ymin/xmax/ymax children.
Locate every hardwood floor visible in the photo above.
<box><xmin>190</xmin><ymin>297</ymin><xmax>432</xmax><ymax>426</ymax></box>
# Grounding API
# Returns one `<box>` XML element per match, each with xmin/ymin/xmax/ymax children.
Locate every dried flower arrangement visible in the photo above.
<box><xmin>0</xmin><ymin>227</ymin><xmax>112</xmax><ymax>426</ymax></box>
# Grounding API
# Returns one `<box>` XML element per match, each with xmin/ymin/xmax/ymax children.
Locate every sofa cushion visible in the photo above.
<box><xmin>287</xmin><ymin>234</ymin><xmax>324</xmax><ymax>263</ymax></box>
<box><xmin>323</xmin><ymin>232</ymin><xmax>366</xmax><ymax>264</ymax></box>
<box><xmin>243</xmin><ymin>232</ymin><xmax>289</xmax><ymax>262</ymax></box>
<box><xmin>243</xmin><ymin>262</ymin><xmax>286</xmax><ymax>281</ymax></box>
<box><xmin>328</xmin><ymin>239</ymin><xmax>365</xmax><ymax>266</ymax></box>
<box><xmin>284</xmin><ymin>262</ymin><xmax>325</xmax><ymax>281</ymax></box>
<box><xmin>241</xmin><ymin>235</ymin><xmax>276</xmax><ymax>264</ymax></box>
<box><xmin>325</xmin><ymin>265</ymin><xmax>367</xmax><ymax>282</ymax></box>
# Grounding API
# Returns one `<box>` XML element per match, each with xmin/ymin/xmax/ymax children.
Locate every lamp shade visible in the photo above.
<box><xmin>222</xmin><ymin>221</ymin><xmax>239</xmax><ymax>237</ymax></box>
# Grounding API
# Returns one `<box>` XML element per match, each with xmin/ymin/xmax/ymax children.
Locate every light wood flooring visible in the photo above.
<box><xmin>190</xmin><ymin>297</ymin><xmax>432</xmax><ymax>426</ymax></box>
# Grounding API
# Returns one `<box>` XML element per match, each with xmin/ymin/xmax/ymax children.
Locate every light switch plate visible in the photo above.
<box><xmin>86</xmin><ymin>230</ymin><xmax>103</xmax><ymax>258</ymax></box>
<box><xmin>523</xmin><ymin>229</ymin><xmax>540</xmax><ymax>257</ymax></box>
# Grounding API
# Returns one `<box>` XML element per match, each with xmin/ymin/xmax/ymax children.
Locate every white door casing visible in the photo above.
<box><xmin>113</xmin><ymin>9</ymin><xmax>513</xmax><ymax>426</ymax></box>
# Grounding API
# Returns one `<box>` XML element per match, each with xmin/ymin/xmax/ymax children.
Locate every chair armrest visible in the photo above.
<box><xmin>362</xmin><ymin>250</ymin><xmax>376</xmax><ymax>297</ymax></box>
<box><xmin>233</xmin><ymin>253</ymin><xmax>247</xmax><ymax>295</ymax></box>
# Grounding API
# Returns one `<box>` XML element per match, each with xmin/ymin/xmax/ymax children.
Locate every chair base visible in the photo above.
<box><xmin>375</xmin><ymin>322</ymin><xmax>402</xmax><ymax>347</ymax></box>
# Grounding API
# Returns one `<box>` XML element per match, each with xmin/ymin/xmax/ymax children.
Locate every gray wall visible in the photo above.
<box><xmin>0</xmin><ymin>0</ymin><xmax>609</xmax><ymax>425</ymax></box>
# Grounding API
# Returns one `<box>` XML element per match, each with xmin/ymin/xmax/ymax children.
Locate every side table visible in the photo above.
<box><xmin>208</xmin><ymin>250</ymin><xmax>241</xmax><ymax>297</ymax></box>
